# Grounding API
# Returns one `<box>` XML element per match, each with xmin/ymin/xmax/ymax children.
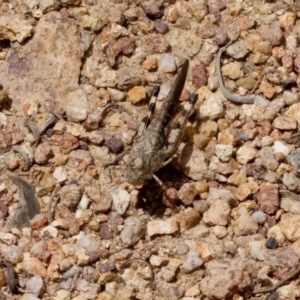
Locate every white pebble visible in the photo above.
<box><xmin>273</xmin><ymin>140</ymin><xmax>290</xmax><ymax>156</ymax></box>
<box><xmin>251</xmin><ymin>210</ymin><xmax>267</xmax><ymax>224</ymax></box>
<box><xmin>182</xmin><ymin>251</ymin><xmax>203</xmax><ymax>273</ymax></box>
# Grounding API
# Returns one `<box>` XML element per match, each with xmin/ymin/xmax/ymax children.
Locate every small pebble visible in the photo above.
<box><xmin>265</xmin><ymin>237</ymin><xmax>278</xmax><ymax>249</ymax></box>
<box><xmin>251</xmin><ymin>210</ymin><xmax>267</xmax><ymax>224</ymax></box>
<box><xmin>181</xmin><ymin>251</ymin><xmax>203</xmax><ymax>273</ymax></box>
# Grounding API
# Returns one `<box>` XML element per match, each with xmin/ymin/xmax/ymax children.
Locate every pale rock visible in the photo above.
<box><xmin>182</xmin><ymin>251</ymin><xmax>203</xmax><ymax>273</ymax></box>
<box><xmin>273</xmin><ymin>140</ymin><xmax>290</xmax><ymax>156</ymax></box>
<box><xmin>185</xmin><ymin>284</ymin><xmax>200</xmax><ymax>297</ymax></box>
<box><xmin>206</xmin><ymin>187</ymin><xmax>234</xmax><ymax>205</ymax></box>
<box><xmin>232</xmin><ymin>213</ymin><xmax>258</xmax><ymax>236</ymax></box>
<box><xmin>34</xmin><ymin>142</ymin><xmax>52</xmax><ymax>164</ymax></box>
<box><xmin>264</xmin><ymin>247</ymin><xmax>299</xmax><ymax>268</ymax></box>
<box><xmin>280</xmin><ymin>193</ymin><xmax>300</xmax><ymax>214</ymax></box>
<box><xmin>53</xmin><ymin>166</ymin><xmax>67</xmax><ymax>182</ymax></box>
<box><xmin>60</xmin><ymin>184</ymin><xmax>82</xmax><ymax>208</ymax></box>
<box><xmin>108</xmin><ymin>186</ymin><xmax>130</xmax><ymax>215</ymax></box>
<box><xmin>107</xmin><ymin>88</ymin><xmax>125</xmax><ymax>102</ymax></box>
<box><xmin>251</xmin><ymin>210</ymin><xmax>267</xmax><ymax>224</ymax></box>
<box><xmin>273</xmin><ymin>116</ymin><xmax>297</xmax><ymax>130</ymax></box>
<box><xmin>282</xmin><ymin>172</ymin><xmax>300</xmax><ymax>191</ymax></box>
<box><xmin>278</xmin><ymin>212</ymin><xmax>300</xmax><ymax>241</ymax></box>
<box><xmin>235</xmin><ymin>180</ymin><xmax>259</xmax><ymax>201</ymax></box>
<box><xmin>39</xmin><ymin>0</ymin><xmax>59</xmax><ymax>13</ymax></box>
<box><xmin>41</xmin><ymin>225</ymin><xmax>58</xmax><ymax>238</ymax></box>
<box><xmin>249</xmin><ymin>240</ymin><xmax>266</xmax><ymax>260</ymax></box>
<box><xmin>0</xmin><ymin>14</ymin><xmax>33</xmax><ymax>43</ymax></box>
<box><xmin>23</xmin><ymin>255</ymin><xmax>47</xmax><ymax>277</ymax></box>
<box><xmin>26</xmin><ymin>275</ymin><xmax>45</xmax><ymax>297</ymax></box>
<box><xmin>26</xmin><ymin>0</ymin><xmax>39</xmax><ymax>9</ymax></box>
<box><xmin>176</xmin><ymin>243</ymin><xmax>190</xmax><ymax>255</ymax></box>
<box><xmin>226</xmin><ymin>41</ymin><xmax>249</xmax><ymax>59</ymax></box>
<box><xmin>267</xmin><ymin>225</ymin><xmax>286</xmax><ymax>246</ymax></box>
<box><xmin>283</xmin><ymin>90</ymin><xmax>299</xmax><ymax>105</ymax></box>
<box><xmin>222</xmin><ymin>61</ymin><xmax>244</xmax><ymax>80</ymax></box>
<box><xmin>178</xmin><ymin>183</ymin><xmax>198</xmax><ymax>205</ymax></box>
<box><xmin>284</xmin><ymin>103</ymin><xmax>300</xmax><ymax>125</ymax></box>
<box><xmin>95</xmin><ymin>67</ymin><xmax>118</xmax><ymax>88</ymax></box>
<box><xmin>159</xmin><ymin>265</ymin><xmax>177</xmax><ymax>282</ymax></box>
<box><xmin>66</xmin><ymin>106</ymin><xmax>87</xmax><ymax>122</ymax></box>
<box><xmin>173</xmin><ymin>143</ymin><xmax>213</xmax><ymax>181</ymax></box>
<box><xmin>212</xmin><ymin>225</ymin><xmax>227</xmax><ymax>238</ymax></box>
<box><xmin>200</xmin><ymin>257</ymin><xmax>254</xmax><ymax>299</ymax></box>
<box><xmin>214</xmin><ymin>144</ymin><xmax>233</xmax><ymax>162</ymax></box>
<box><xmin>147</xmin><ymin>219</ymin><xmax>179</xmax><ymax>236</ymax></box>
<box><xmin>54</xmin><ymin>290</ymin><xmax>70</xmax><ymax>299</ymax></box>
<box><xmin>120</xmin><ymin>216</ymin><xmax>145</xmax><ymax>246</ymax></box>
<box><xmin>1</xmin><ymin>244</ymin><xmax>23</xmax><ymax>264</ymax></box>
<box><xmin>0</xmin><ymin>232</ymin><xmax>17</xmax><ymax>245</ymax></box>
<box><xmin>203</xmin><ymin>199</ymin><xmax>231</xmax><ymax>226</ymax></box>
<box><xmin>149</xmin><ymin>255</ymin><xmax>169</xmax><ymax>267</ymax></box>
<box><xmin>236</xmin><ymin>145</ymin><xmax>258</xmax><ymax>164</ymax></box>
<box><xmin>20</xmin><ymin>294</ymin><xmax>40</xmax><ymax>300</ymax></box>
<box><xmin>199</xmin><ymin>93</ymin><xmax>225</xmax><ymax>120</ymax></box>
<box><xmin>158</xmin><ymin>54</ymin><xmax>176</xmax><ymax>73</ymax></box>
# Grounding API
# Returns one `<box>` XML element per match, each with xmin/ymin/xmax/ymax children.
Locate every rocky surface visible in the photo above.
<box><xmin>0</xmin><ymin>0</ymin><xmax>300</xmax><ymax>299</ymax></box>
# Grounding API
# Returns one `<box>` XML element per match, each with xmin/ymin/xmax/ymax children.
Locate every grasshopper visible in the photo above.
<box><xmin>122</xmin><ymin>59</ymin><xmax>198</xmax><ymax>188</ymax></box>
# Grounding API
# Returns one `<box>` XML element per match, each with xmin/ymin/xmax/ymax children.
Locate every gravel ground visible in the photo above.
<box><xmin>0</xmin><ymin>0</ymin><xmax>300</xmax><ymax>299</ymax></box>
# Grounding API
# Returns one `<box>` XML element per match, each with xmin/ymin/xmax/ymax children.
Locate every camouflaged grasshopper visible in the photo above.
<box><xmin>122</xmin><ymin>59</ymin><xmax>198</xmax><ymax>189</ymax></box>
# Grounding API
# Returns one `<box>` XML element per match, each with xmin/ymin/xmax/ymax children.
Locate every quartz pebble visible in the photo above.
<box><xmin>108</xmin><ymin>186</ymin><xmax>130</xmax><ymax>215</ymax></box>
<box><xmin>182</xmin><ymin>251</ymin><xmax>203</xmax><ymax>273</ymax></box>
<box><xmin>147</xmin><ymin>219</ymin><xmax>179</xmax><ymax>236</ymax></box>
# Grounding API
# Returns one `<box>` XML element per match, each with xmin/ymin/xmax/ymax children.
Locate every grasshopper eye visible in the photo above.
<box><xmin>134</xmin><ymin>158</ymin><xmax>143</xmax><ymax>169</ymax></box>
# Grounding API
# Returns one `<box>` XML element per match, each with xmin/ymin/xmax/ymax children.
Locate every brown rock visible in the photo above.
<box><xmin>52</xmin><ymin>134</ymin><xmax>79</xmax><ymax>154</ymax></box>
<box><xmin>203</xmin><ymin>199</ymin><xmax>231</xmax><ymax>226</ymax></box>
<box><xmin>178</xmin><ymin>183</ymin><xmax>198</xmax><ymax>206</ymax></box>
<box><xmin>55</xmin><ymin>204</ymin><xmax>80</xmax><ymax>235</ymax></box>
<box><xmin>214</xmin><ymin>26</ymin><xmax>227</xmax><ymax>46</ymax></box>
<box><xmin>273</xmin><ymin>116</ymin><xmax>297</xmax><ymax>130</ymax></box>
<box><xmin>259</xmin><ymin>79</ymin><xmax>277</xmax><ymax>99</ymax></box>
<box><xmin>232</xmin><ymin>213</ymin><xmax>258</xmax><ymax>236</ymax></box>
<box><xmin>103</xmin><ymin>39</ymin><xmax>121</xmax><ymax>67</ymax></box>
<box><xmin>258</xmin><ymin>22</ymin><xmax>283</xmax><ymax>46</ymax></box>
<box><xmin>118</xmin><ymin>36</ymin><xmax>135</xmax><ymax>55</ymax></box>
<box><xmin>30</xmin><ymin>213</ymin><xmax>48</xmax><ymax>230</ymax></box>
<box><xmin>99</xmin><ymin>222</ymin><xmax>114</xmax><ymax>240</ymax></box>
<box><xmin>69</xmin><ymin>150</ymin><xmax>94</xmax><ymax>169</ymax></box>
<box><xmin>264</xmin><ymin>247</ymin><xmax>299</xmax><ymax>268</ymax></box>
<box><xmin>256</xmin><ymin>182</ymin><xmax>279</xmax><ymax>214</ymax></box>
<box><xmin>200</xmin><ymin>22</ymin><xmax>217</xmax><ymax>39</ymax></box>
<box><xmin>141</xmin><ymin>33</ymin><xmax>170</xmax><ymax>54</ymax></box>
<box><xmin>140</xmin><ymin>0</ymin><xmax>163</xmax><ymax>18</ymax></box>
<box><xmin>154</xmin><ymin>19</ymin><xmax>169</xmax><ymax>34</ymax></box>
<box><xmin>192</xmin><ymin>64</ymin><xmax>207</xmax><ymax>88</ymax></box>
<box><xmin>0</xmin><ymin>12</ymin><xmax>85</xmax><ymax>112</ymax></box>
<box><xmin>143</xmin><ymin>56</ymin><xmax>158</xmax><ymax>71</ymax></box>
<box><xmin>34</xmin><ymin>142</ymin><xmax>53</xmax><ymax>164</ymax></box>
<box><xmin>168</xmin><ymin>7</ymin><xmax>180</xmax><ymax>23</ymax></box>
<box><xmin>200</xmin><ymin>257</ymin><xmax>254</xmax><ymax>299</ymax></box>
<box><xmin>59</xmin><ymin>184</ymin><xmax>82</xmax><ymax>208</ymax></box>
<box><xmin>0</xmin><ymin>14</ymin><xmax>33</xmax><ymax>43</ymax></box>
<box><xmin>179</xmin><ymin>208</ymin><xmax>200</xmax><ymax>229</ymax></box>
<box><xmin>23</xmin><ymin>256</ymin><xmax>47</xmax><ymax>277</ymax></box>
<box><xmin>282</xmin><ymin>53</ymin><xmax>293</xmax><ymax>72</ymax></box>
<box><xmin>127</xmin><ymin>86</ymin><xmax>147</xmax><ymax>104</ymax></box>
